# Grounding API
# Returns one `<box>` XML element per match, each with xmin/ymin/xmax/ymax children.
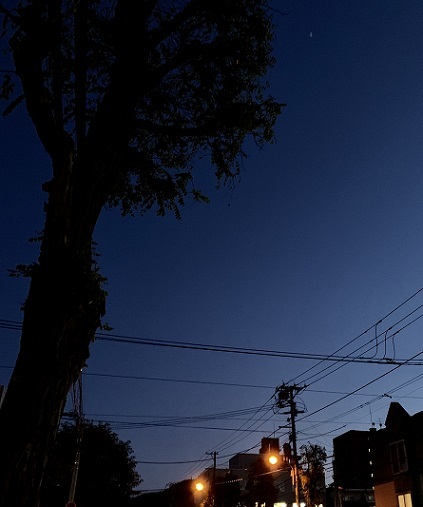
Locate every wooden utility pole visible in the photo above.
<box><xmin>289</xmin><ymin>386</ymin><xmax>301</xmax><ymax>505</ymax></box>
<box><xmin>68</xmin><ymin>370</ymin><xmax>84</xmax><ymax>506</ymax></box>
<box><xmin>275</xmin><ymin>384</ymin><xmax>306</xmax><ymax>506</ymax></box>
<box><xmin>207</xmin><ymin>451</ymin><xmax>218</xmax><ymax>507</ymax></box>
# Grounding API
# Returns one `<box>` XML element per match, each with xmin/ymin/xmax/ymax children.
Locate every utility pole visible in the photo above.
<box><xmin>289</xmin><ymin>386</ymin><xmax>301</xmax><ymax>506</ymax></box>
<box><xmin>68</xmin><ymin>370</ymin><xmax>84</xmax><ymax>507</ymax></box>
<box><xmin>275</xmin><ymin>383</ymin><xmax>306</xmax><ymax>506</ymax></box>
<box><xmin>206</xmin><ymin>451</ymin><xmax>218</xmax><ymax>507</ymax></box>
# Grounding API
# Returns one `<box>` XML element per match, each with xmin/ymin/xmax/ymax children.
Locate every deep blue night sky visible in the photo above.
<box><xmin>2</xmin><ymin>0</ymin><xmax>423</xmax><ymax>492</ymax></box>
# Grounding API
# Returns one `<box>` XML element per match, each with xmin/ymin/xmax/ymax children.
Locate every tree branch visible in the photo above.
<box><xmin>151</xmin><ymin>39</ymin><xmax>226</xmax><ymax>84</ymax></box>
<box><xmin>149</xmin><ymin>0</ymin><xmax>207</xmax><ymax>47</ymax></box>
<box><xmin>74</xmin><ymin>0</ymin><xmax>87</xmax><ymax>151</ymax></box>
<box><xmin>0</xmin><ymin>3</ymin><xmax>20</xmax><ymax>24</ymax></box>
<box><xmin>12</xmin><ymin>39</ymin><xmax>64</xmax><ymax>158</ymax></box>
<box><xmin>48</xmin><ymin>0</ymin><xmax>64</xmax><ymax>130</ymax></box>
<box><xmin>135</xmin><ymin>118</ymin><xmax>215</xmax><ymax>137</ymax></box>
<box><xmin>10</xmin><ymin>6</ymin><xmax>72</xmax><ymax>164</ymax></box>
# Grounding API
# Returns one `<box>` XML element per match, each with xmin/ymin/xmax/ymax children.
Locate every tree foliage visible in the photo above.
<box><xmin>299</xmin><ymin>442</ymin><xmax>327</xmax><ymax>507</ymax></box>
<box><xmin>0</xmin><ymin>0</ymin><xmax>281</xmax><ymax>219</ymax></box>
<box><xmin>40</xmin><ymin>421</ymin><xmax>141</xmax><ymax>507</ymax></box>
<box><xmin>0</xmin><ymin>1</ymin><xmax>282</xmax><ymax>505</ymax></box>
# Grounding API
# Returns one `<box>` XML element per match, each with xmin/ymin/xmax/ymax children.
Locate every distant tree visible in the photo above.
<box><xmin>298</xmin><ymin>442</ymin><xmax>327</xmax><ymax>507</ymax></box>
<box><xmin>244</xmin><ymin>457</ymin><xmax>279</xmax><ymax>507</ymax></box>
<box><xmin>0</xmin><ymin>1</ymin><xmax>282</xmax><ymax>505</ymax></box>
<box><xmin>40</xmin><ymin>421</ymin><xmax>141</xmax><ymax>507</ymax></box>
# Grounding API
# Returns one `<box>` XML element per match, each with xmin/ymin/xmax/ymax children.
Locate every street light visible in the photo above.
<box><xmin>193</xmin><ymin>479</ymin><xmax>207</xmax><ymax>507</ymax></box>
<box><xmin>195</xmin><ymin>481</ymin><xmax>205</xmax><ymax>492</ymax></box>
<box><xmin>268</xmin><ymin>454</ymin><xmax>279</xmax><ymax>466</ymax></box>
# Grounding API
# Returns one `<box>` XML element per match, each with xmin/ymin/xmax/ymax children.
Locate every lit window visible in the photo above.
<box><xmin>398</xmin><ymin>493</ymin><xmax>413</xmax><ymax>507</ymax></box>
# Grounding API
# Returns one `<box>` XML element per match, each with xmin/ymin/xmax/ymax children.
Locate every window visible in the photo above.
<box><xmin>397</xmin><ymin>493</ymin><xmax>412</xmax><ymax>507</ymax></box>
<box><xmin>390</xmin><ymin>440</ymin><xmax>408</xmax><ymax>474</ymax></box>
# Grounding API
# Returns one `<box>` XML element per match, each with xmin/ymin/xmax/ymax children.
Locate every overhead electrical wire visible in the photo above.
<box><xmin>288</xmin><ymin>286</ymin><xmax>423</xmax><ymax>384</ymax></box>
<box><xmin>293</xmin><ymin>317</ymin><xmax>423</xmax><ymax>433</ymax></box>
<box><xmin>290</xmin><ymin>305</ymin><xmax>423</xmax><ymax>386</ymax></box>
<box><xmin>74</xmin><ymin>403</ymin><xmax>275</xmax><ymax>428</ymax></box>
<box><xmin>82</xmin><ymin>372</ymin><xmax>275</xmax><ymax>390</ymax></box>
<box><xmin>3</xmin><ymin>364</ymin><xmax>423</xmax><ymax>403</ymax></box>
<box><xmin>291</xmin><ymin>352</ymin><xmax>423</xmax><ymax>453</ymax></box>
<box><xmin>2</xmin><ymin>317</ymin><xmax>423</xmax><ymax>365</ymax></box>
<box><xmin>283</xmin><ymin>292</ymin><xmax>423</xmax><ymax>458</ymax></box>
<box><xmin>94</xmin><ymin>328</ymin><xmax>423</xmax><ymax>365</ymax></box>
<box><xmin>2</xmin><ymin>286</ymin><xmax>423</xmax><ymax>473</ymax></box>
<box><xmin>299</xmin><ymin>348</ymin><xmax>423</xmax><ymax>423</ymax></box>
<box><xmin>288</xmin><ymin>369</ymin><xmax>423</xmax><ymax>459</ymax></box>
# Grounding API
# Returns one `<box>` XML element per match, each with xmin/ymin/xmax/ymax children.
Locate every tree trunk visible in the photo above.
<box><xmin>0</xmin><ymin>250</ymin><xmax>104</xmax><ymax>506</ymax></box>
<box><xmin>0</xmin><ymin>151</ymin><xmax>105</xmax><ymax>506</ymax></box>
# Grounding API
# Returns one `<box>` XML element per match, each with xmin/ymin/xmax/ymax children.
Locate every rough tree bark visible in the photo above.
<box><xmin>0</xmin><ymin>133</ymin><xmax>108</xmax><ymax>506</ymax></box>
<box><xmin>0</xmin><ymin>27</ymin><xmax>120</xmax><ymax>503</ymax></box>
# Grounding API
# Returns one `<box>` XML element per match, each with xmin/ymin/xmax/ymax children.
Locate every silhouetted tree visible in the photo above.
<box><xmin>244</xmin><ymin>457</ymin><xmax>279</xmax><ymax>507</ymax></box>
<box><xmin>40</xmin><ymin>422</ymin><xmax>141</xmax><ymax>507</ymax></box>
<box><xmin>299</xmin><ymin>442</ymin><xmax>327</xmax><ymax>507</ymax></box>
<box><xmin>0</xmin><ymin>1</ymin><xmax>281</xmax><ymax>505</ymax></box>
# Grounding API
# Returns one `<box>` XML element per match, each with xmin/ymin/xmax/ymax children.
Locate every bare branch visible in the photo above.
<box><xmin>149</xmin><ymin>0</ymin><xmax>207</xmax><ymax>47</ymax></box>
<box><xmin>135</xmin><ymin>118</ymin><xmax>214</xmax><ymax>137</ymax></box>
<box><xmin>0</xmin><ymin>3</ymin><xmax>20</xmax><ymax>24</ymax></box>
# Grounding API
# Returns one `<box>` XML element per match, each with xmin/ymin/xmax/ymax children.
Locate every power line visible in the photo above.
<box><xmin>2</xmin><ymin>318</ymin><xmax>423</xmax><ymax>365</ymax></box>
<box><xmin>74</xmin><ymin>403</ymin><xmax>275</xmax><ymax>427</ymax></box>
<box><xmin>95</xmin><ymin>332</ymin><xmax>423</xmax><ymax>365</ymax></box>
<box><xmin>290</xmin><ymin>304</ymin><xmax>423</xmax><ymax>385</ymax></box>
<box><xmin>83</xmin><ymin>372</ymin><xmax>275</xmax><ymax>389</ymax></box>
<box><xmin>136</xmin><ymin>458</ymin><xmax>211</xmax><ymax>465</ymax></box>
<box><xmin>297</xmin><ymin>312</ymin><xmax>423</xmax><ymax>383</ymax></box>
<box><xmin>4</xmin><ymin>364</ymin><xmax>423</xmax><ymax>402</ymax></box>
<box><xmin>3</xmin><ymin>286</ymin><xmax>423</xmax><ymax>478</ymax></box>
<box><xmin>300</xmin><ymin>348</ymin><xmax>423</xmax><ymax>422</ymax></box>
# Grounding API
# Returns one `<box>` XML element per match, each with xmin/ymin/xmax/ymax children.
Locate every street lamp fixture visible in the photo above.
<box><xmin>195</xmin><ymin>481</ymin><xmax>205</xmax><ymax>492</ymax></box>
<box><xmin>268</xmin><ymin>454</ymin><xmax>279</xmax><ymax>466</ymax></box>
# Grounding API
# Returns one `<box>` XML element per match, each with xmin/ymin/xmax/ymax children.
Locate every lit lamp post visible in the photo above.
<box><xmin>192</xmin><ymin>479</ymin><xmax>206</xmax><ymax>507</ymax></box>
<box><xmin>268</xmin><ymin>453</ymin><xmax>279</xmax><ymax>466</ymax></box>
<box><xmin>267</xmin><ymin>448</ymin><xmax>303</xmax><ymax>507</ymax></box>
<box><xmin>267</xmin><ymin>451</ymin><xmax>305</xmax><ymax>507</ymax></box>
<box><xmin>195</xmin><ymin>481</ymin><xmax>205</xmax><ymax>492</ymax></box>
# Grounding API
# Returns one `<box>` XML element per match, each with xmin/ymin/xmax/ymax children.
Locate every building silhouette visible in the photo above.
<box><xmin>332</xmin><ymin>402</ymin><xmax>423</xmax><ymax>507</ymax></box>
<box><xmin>372</xmin><ymin>402</ymin><xmax>423</xmax><ymax>507</ymax></box>
<box><xmin>332</xmin><ymin>429</ymin><xmax>375</xmax><ymax>506</ymax></box>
